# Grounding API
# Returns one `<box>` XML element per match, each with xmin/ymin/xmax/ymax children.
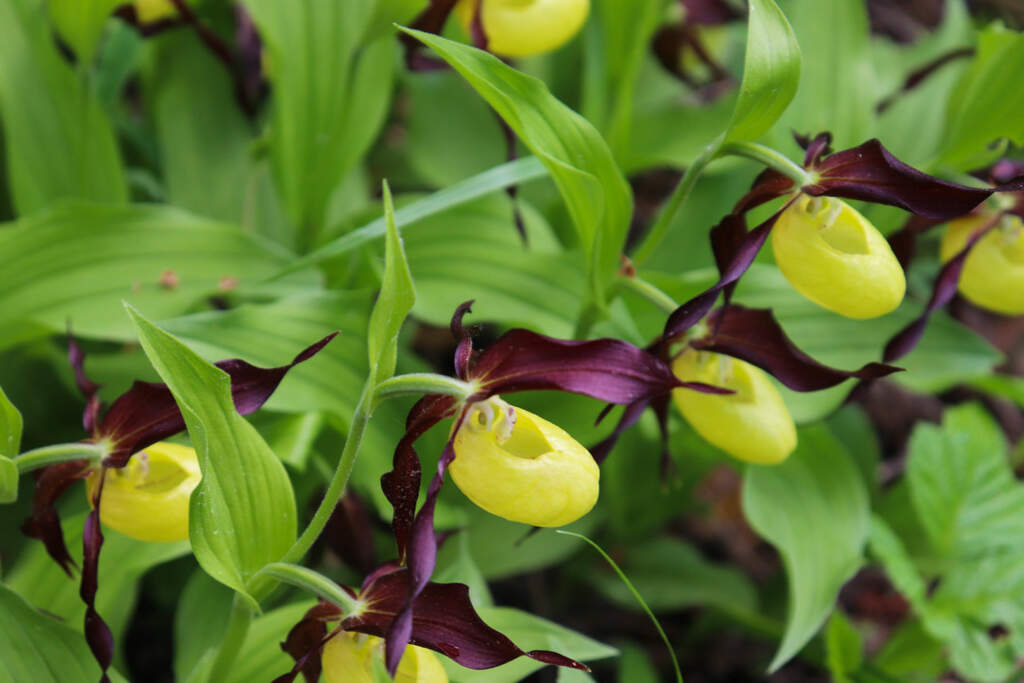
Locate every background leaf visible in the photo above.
<box><xmin>0</xmin><ymin>0</ymin><xmax>125</xmax><ymax>215</ymax></box>
<box><xmin>47</xmin><ymin>0</ymin><xmax>121</xmax><ymax>64</ymax></box>
<box><xmin>128</xmin><ymin>308</ymin><xmax>298</xmax><ymax>604</ymax></box>
<box><xmin>0</xmin><ymin>384</ymin><xmax>21</xmax><ymax>503</ymax></box>
<box><xmin>742</xmin><ymin>425</ymin><xmax>870</xmax><ymax>671</ymax></box>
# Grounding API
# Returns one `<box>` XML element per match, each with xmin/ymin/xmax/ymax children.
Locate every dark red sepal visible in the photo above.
<box><xmin>68</xmin><ymin>334</ymin><xmax>102</xmax><ymax>434</ymax></box>
<box><xmin>98</xmin><ymin>333</ymin><xmax>336</xmax><ymax>467</ymax></box>
<box><xmin>795</xmin><ymin>132</ymin><xmax>833</xmax><ymax>168</ymax></box>
<box><xmin>732</xmin><ymin>169</ymin><xmax>795</xmax><ymax>215</ymax></box>
<box><xmin>691</xmin><ymin>305</ymin><xmax>903</xmax><ymax>391</ymax></box>
<box><xmin>682</xmin><ymin>0</ymin><xmax>742</xmax><ymax>25</ymax></box>
<box><xmin>805</xmin><ymin>139</ymin><xmax>994</xmax><ymax>219</ymax></box>
<box><xmin>350</xmin><ymin>569</ymin><xmax>589</xmax><ymax>673</ymax></box>
<box><xmin>21</xmin><ymin>460</ymin><xmax>93</xmax><ymax>575</ymax></box>
<box><xmin>275</xmin><ymin>601</ymin><xmax>344</xmax><ymax>683</ymax></box>
<box><xmin>469</xmin><ymin>330</ymin><xmax>683</xmax><ymax>403</ymax></box>
<box><xmin>81</xmin><ymin>471</ymin><xmax>113</xmax><ymax>683</ymax></box>
<box><xmin>883</xmin><ymin>215</ymin><xmax>1002</xmax><ymax>362</ymax></box>
<box><xmin>450</xmin><ymin>300</ymin><xmax>477</xmax><ymax>381</ymax></box>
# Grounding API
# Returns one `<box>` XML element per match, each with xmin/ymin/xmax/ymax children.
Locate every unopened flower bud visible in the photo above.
<box><xmin>453</xmin><ymin>0</ymin><xmax>590</xmax><ymax>58</ymax></box>
<box><xmin>85</xmin><ymin>442</ymin><xmax>201</xmax><ymax>542</ymax></box>
<box><xmin>134</xmin><ymin>0</ymin><xmax>177</xmax><ymax>24</ymax></box>
<box><xmin>772</xmin><ymin>196</ymin><xmax>906</xmax><ymax>319</ymax></box>
<box><xmin>671</xmin><ymin>349</ymin><xmax>796</xmax><ymax>465</ymax></box>
<box><xmin>450</xmin><ymin>396</ymin><xmax>599</xmax><ymax>527</ymax></box>
<box><xmin>322</xmin><ymin>632</ymin><xmax>447</xmax><ymax>683</ymax></box>
<box><xmin>940</xmin><ymin>213</ymin><xmax>1024</xmax><ymax>315</ymax></box>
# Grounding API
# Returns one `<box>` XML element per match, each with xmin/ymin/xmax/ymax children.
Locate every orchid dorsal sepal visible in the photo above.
<box><xmin>372</xmin><ymin>373</ymin><xmax>477</xmax><ymax>409</ymax></box>
<box><xmin>258</xmin><ymin>562</ymin><xmax>367</xmax><ymax>618</ymax></box>
<box><xmin>14</xmin><ymin>441</ymin><xmax>110</xmax><ymax>474</ymax></box>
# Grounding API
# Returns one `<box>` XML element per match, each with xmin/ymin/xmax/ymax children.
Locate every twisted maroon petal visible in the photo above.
<box><xmin>21</xmin><ymin>459</ymin><xmax>93</xmax><ymax>575</ymax></box>
<box><xmin>692</xmin><ymin>305</ymin><xmax>902</xmax><ymax>391</ymax></box>
<box><xmin>68</xmin><ymin>334</ymin><xmax>102</xmax><ymax>434</ymax></box>
<box><xmin>274</xmin><ymin>601</ymin><xmax>344</xmax><ymax>683</ymax></box>
<box><xmin>81</xmin><ymin>471</ymin><xmax>113</xmax><ymax>683</ymax></box>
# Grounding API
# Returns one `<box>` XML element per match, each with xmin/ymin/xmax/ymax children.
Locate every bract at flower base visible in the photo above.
<box><xmin>941</xmin><ymin>214</ymin><xmax>1024</xmax><ymax>315</ymax></box>
<box><xmin>450</xmin><ymin>396</ymin><xmax>599</xmax><ymax>527</ymax></box>
<box><xmin>671</xmin><ymin>349</ymin><xmax>796</xmax><ymax>465</ymax></box>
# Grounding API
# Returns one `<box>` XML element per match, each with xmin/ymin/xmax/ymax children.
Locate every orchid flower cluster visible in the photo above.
<box><xmin>4</xmin><ymin>0</ymin><xmax>1024</xmax><ymax>682</ymax></box>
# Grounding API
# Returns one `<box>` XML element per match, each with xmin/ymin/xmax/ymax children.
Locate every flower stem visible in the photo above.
<box><xmin>13</xmin><ymin>442</ymin><xmax>108</xmax><ymax>473</ymax></box>
<box><xmin>372</xmin><ymin>373</ymin><xmax>474</xmax><ymax>407</ymax></box>
<box><xmin>617</xmin><ymin>275</ymin><xmax>680</xmax><ymax>314</ymax></box>
<box><xmin>631</xmin><ymin>138</ymin><xmax>723</xmax><ymax>267</ymax></box>
<box><xmin>257</xmin><ymin>562</ymin><xmax>364</xmax><ymax>615</ymax></box>
<box><xmin>206</xmin><ymin>596</ymin><xmax>253</xmax><ymax>683</ymax></box>
<box><xmin>718</xmin><ymin>140</ymin><xmax>813</xmax><ymax>185</ymax></box>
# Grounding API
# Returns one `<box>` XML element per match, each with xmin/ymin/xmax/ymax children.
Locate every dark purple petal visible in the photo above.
<box><xmin>992</xmin><ymin>160</ymin><xmax>1024</xmax><ymax>185</ymax></box>
<box><xmin>381</xmin><ymin>395</ymin><xmax>458</xmax><ymax>561</ymax></box>
<box><xmin>682</xmin><ymin>0</ymin><xmax>742</xmax><ymax>25</ymax></box>
<box><xmin>68</xmin><ymin>333</ymin><xmax>102</xmax><ymax>434</ymax></box>
<box><xmin>99</xmin><ymin>333</ymin><xmax>336</xmax><ymax>466</ymax></box>
<box><xmin>450</xmin><ymin>300</ymin><xmax>476</xmax><ymax>381</ymax></box>
<box><xmin>795</xmin><ymin>132</ymin><xmax>833</xmax><ymax>168</ymax></box>
<box><xmin>276</xmin><ymin>601</ymin><xmax>344</xmax><ymax>683</ymax></box>
<box><xmin>81</xmin><ymin>471</ymin><xmax>113</xmax><ymax>683</ymax></box>
<box><xmin>663</xmin><ymin>205</ymin><xmax>789</xmax><ymax>341</ymax></box>
<box><xmin>883</xmin><ymin>215</ymin><xmax>1002</xmax><ymax>362</ymax></box>
<box><xmin>590</xmin><ymin>399</ymin><xmax>651</xmax><ymax>465</ymax></box>
<box><xmin>732</xmin><ymin>170</ymin><xmax>795</xmax><ymax>215</ymax></box>
<box><xmin>806</xmin><ymin>139</ymin><xmax>993</xmax><ymax>219</ymax></box>
<box><xmin>469</xmin><ymin>330</ymin><xmax>682</xmax><ymax>404</ymax></box>
<box><xmin>692</xmin><ymin>306</ymin><xmax>902</xmax><ymax>391</ymax></box>
<box><xmin>349</xmin><ymin>569</ymin><xmax>589</xmax><ymax>672</ymax></box>
<box><xmin>21</xmin><ymin>460</ymin><xmax>92</xmax><ymax>575</ymax></box>
<box><xmin>322</xmin><ymin>492</ymin><xmax>378</xmax><ymax>576</ymax></box>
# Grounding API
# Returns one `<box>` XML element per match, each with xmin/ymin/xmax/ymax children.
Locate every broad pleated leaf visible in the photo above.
<box><xmin>0</xmin><ymin>384</ymin><xmax>21</xmax><ymax>503</ymax></box>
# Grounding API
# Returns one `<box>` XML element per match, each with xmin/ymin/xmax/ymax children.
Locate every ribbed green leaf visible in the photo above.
<box><xmin>724</xmin><ymin>0</ymin><xmax>801</xmax><ymax>142</ymax></box>
<box><xmin>743</xmin><ymin>425</ymin><xmax>869</xmax><ymax>671</ymax></box>
<box><xmin>0</xmin><ymin>0</ymin><xmax>125</xmax><ymax>214</ymax></box>
<box><xmin>0</xmin><ymin>203</ymin><xmax>317</xmax><ymax>345</ymax></box>
<box><xmin>402</xmin><ymin>28</ymin><xmax>633</xmax><ymax>302</ymax></box>
<box><xmin>0</xmin><ymin>384</ymin><xmax>21</xmax><ymax>503</ymax></box>
<box><xmin>127</xmin><ymin>307</ymin><xmax>297</xmax><ymax>606</ymax></box>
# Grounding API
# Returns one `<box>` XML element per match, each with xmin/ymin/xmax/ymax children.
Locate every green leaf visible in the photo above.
<box><xmin>225</xmin><ymin>600</ymin><xmax>318</xmax><ymax>683</ymax></box>
<box><xmin>0</xmin><ymin>582</ymin><xmax>126</xmax><ymax>683</ymax></box>
<box><xmin>241</xmin><ymin>0</ymin><xmax>395</xmax><ymax>246</ymax></box>
<box><xmin>616</xmin><ymin>644</ymin><xmax>660</xmax><ymax>683</ymax></box>
<box><xmin>0</xmin><ymin>0</ymin><xmax>126</xmax><ymax>214</ymax></box>
<box><xmin>441</xmin><ymin>607</ymin><xmax>616</xmax><ymax>683</ymax></box>
<box><xmin>905</xmin><ymin>404</ymin><xmax>1024</xmax><ymax>560</ymax></box>
<box><xmin>402</xmin><ymin>28</ymin><xmax>633</xmax><ymax>302</ymax></box>
<box><xmin>742</xmin><ymin>425</ymin><xmax>870</xmax><ymax>671</ymax></box>
<box><xmin>0</xmin><ymin>384</ymin><xmax>21</xmax><ymax>503</ymax></box>
<box><xmin>367</xmin><ymin>182</ymin><xmax>415</xmax><ymax>386</ymax></box>
<box><xmin>6</xmin><ymin>512</ymin><xmax>190</xmax><ymax>643</ymax></box>
<box><xmin>778</xmin><ymin>0</ymin><xmax>874</xmax><ymax>148</ymax></box>
<box><xmin>724</xmin><ymin>0</ymin><xmax>801</xmax><ymax>142</ymax></box>
<box><xmin>0</xmin><ymin>203</ymin><xmax>317</xmax><ymax>345</ymax></box>
<box><xmin>825</xmin><ymin>612</ymin><xmax>863</xmax><ymax>683</ymax></box>
<box><xmin>127</xmin><ymin>307</ymin><xmax>297</xmax><ymax>605</ymax></box>
<box><xmin>938</xmin><ymin>23</ymin><xmax>1024</xmax><ymax>169</ymax></box>
<box><xmin>47</xmin><ymin>0</ymin><xmax>121</xmax><ymax>63</ymax></box>
<box><xmin>868</xmin><ymin>516</ymin><xmax>928</xmax><ymax>609</ymax></box>
<box><xmin>174</xmin><ymin>571</ymin><xmax>233</xmax><ymax>682</ymax></box>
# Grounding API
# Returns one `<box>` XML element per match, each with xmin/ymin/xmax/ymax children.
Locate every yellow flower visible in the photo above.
<box><xmin>671</xmin><ymin>349</ymin><xmax>796</xmax><ymax>465</ymax></box>
<box><xmin>453</xmin><ymin>0</ymin><xmax>590</xmax><ymax>58</ymax></box>
<box><xmin>85</xmin><ymin>442</ymin><xmax>201</xmax><ymax>542</ymax></box>
<box><xmin>450</xmin><ymin>397</ymin><xmax>599</xmax><ymax>526</ymax></box>
<box><xmin>772</xmin><ymin>195</ymin><xmax>906</xmax><ymax>319</ymax></box>
<box><xmin>322</xmin><ymin>632</ymin><xmax>447</xmax><ymax>683</ymax></box>
<box><xmin>134</xmin><ymin>0</ymin><xmax>177</xmax><ymax>24</ymax></box>
<box><xmin>940</xmin><ymin>213</ymin><xmax>1024</xmax><ymax>315</ymax></box>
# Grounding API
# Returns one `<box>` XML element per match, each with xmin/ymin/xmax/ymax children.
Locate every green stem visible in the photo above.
<box><xmin>14</xmin><ymin>442</ymin><xmax>108</xmax><ymax>473</ymax></box>
<box><xmin>372</xmin><ymin>373</ymin><xmax>474</xmax><ymax>407</ymax></box>
<box><xmin>205</xmin><ymin>596</ymin><xmax>253</xmax><ymax>683</ymax></box>
<box><xmin>718</xmin><ymin>140</ymin><xmax>814</xmax><ymax>185</ymax></box>
<box><xmin>618</xmin><ymin>275</ymin><xmax>680</xmax><ymax>314</ymax></box>
<box><xmin>631</xmin><ymin>138</ymin><xmax>722</xmax><ymax>267</ymax></box>
<box><xmin>573</xmin><ymin>300</ymin><xmax>605</xmax><ymax>340</ymax></box>
<box><xmin>257</xmin><ymin>562</ymin><xmax>364</xmax><ymax>615</ymax></box>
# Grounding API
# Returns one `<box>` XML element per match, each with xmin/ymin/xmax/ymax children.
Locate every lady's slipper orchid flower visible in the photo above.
<box><xmin>273</xmin><ymin>566</ymin><xmax>585</xmax><ymax>683</ymax></box>
<box><xmin>22</xmin><ymin>333</ymin><xmax>335</xmax><ymax>683</ymax></box>
<box><xmin>939</xmin><ymin>213</ymin><xmax>1024</xmax><ymax>316</ymax></box>
<box><xmin>134</xmin><ymin>0</ymin><xmax>177</xmax><ymax>24</ymax></box>
<box><xmin>453</xmin><ymin>0</ymin><xmax>590</xmax><ymax>58</ymax></box>
<box><xmin>671</xmin><ymin>348</ymin><xmax>796</xmax><ymax>464</ymax></box>
<box><xmin>450</xmin><ymin>396</ymin><xmax>599</xmax><ymax>526</ymax></box>
<box><xmin>378</xmin><ymin>302</ymin><xmax>721</xmax><ymax>674</ymax></box>
<box><xmin>84</xmin><ymin>441</ymin><xmax>200</xmax><ymax>543</ymax></box>
<box><xmin>772</xmin><ymin>195</ymin><xmax>905</xmax><ymax>319</ymax></box>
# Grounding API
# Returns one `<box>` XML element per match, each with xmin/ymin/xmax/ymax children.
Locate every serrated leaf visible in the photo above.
<box><xmin>402</xmin><ymin>28</ymin><xmax>633</xmax><ymax>302</ymax></box>
<box><xmin>724</xmin><ymin>0</ymin><xmax>801</xmax><ymax>142</ymax></box>
<box><xmin>938</xmin><ymin>23</ymin><xmax>1024</xmax><ymax>169</ymax></box>
<box><xmin>368</xmin><ymin>183</ymin><xmax>415</xmax><ymax>385</ymax></box>
<box><xmin>0</xmin><ymin>384</ymin><xmax>21</xmax><ymax>503</ymax></box>
<box><xmin>906</xmin><ymin>404</ymin><xmax>1024</xmax><ymax>560</ymax></box>
<box><xmin>742</xmin><ymin>425</ymin><xmax>869</xmax><ymax>671</ymax></box>
<box><xmin>0</xmin><ymin>203</ymin><xmax>318</xmax><ymax>346</ymax></box>
<box><xmin>0</xmin><ymin>582</ymin><xmax>128</xmax><ymax>683</ymax></box>
<box><xmin>127</xmin><ymin>307</ymin><xmax>297</xmax><ymax>605</ymax></box>
<box><xmin>0</xmin><ymin>0</ymin><xmax>125</xmax><ymax>215</ymax></box>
